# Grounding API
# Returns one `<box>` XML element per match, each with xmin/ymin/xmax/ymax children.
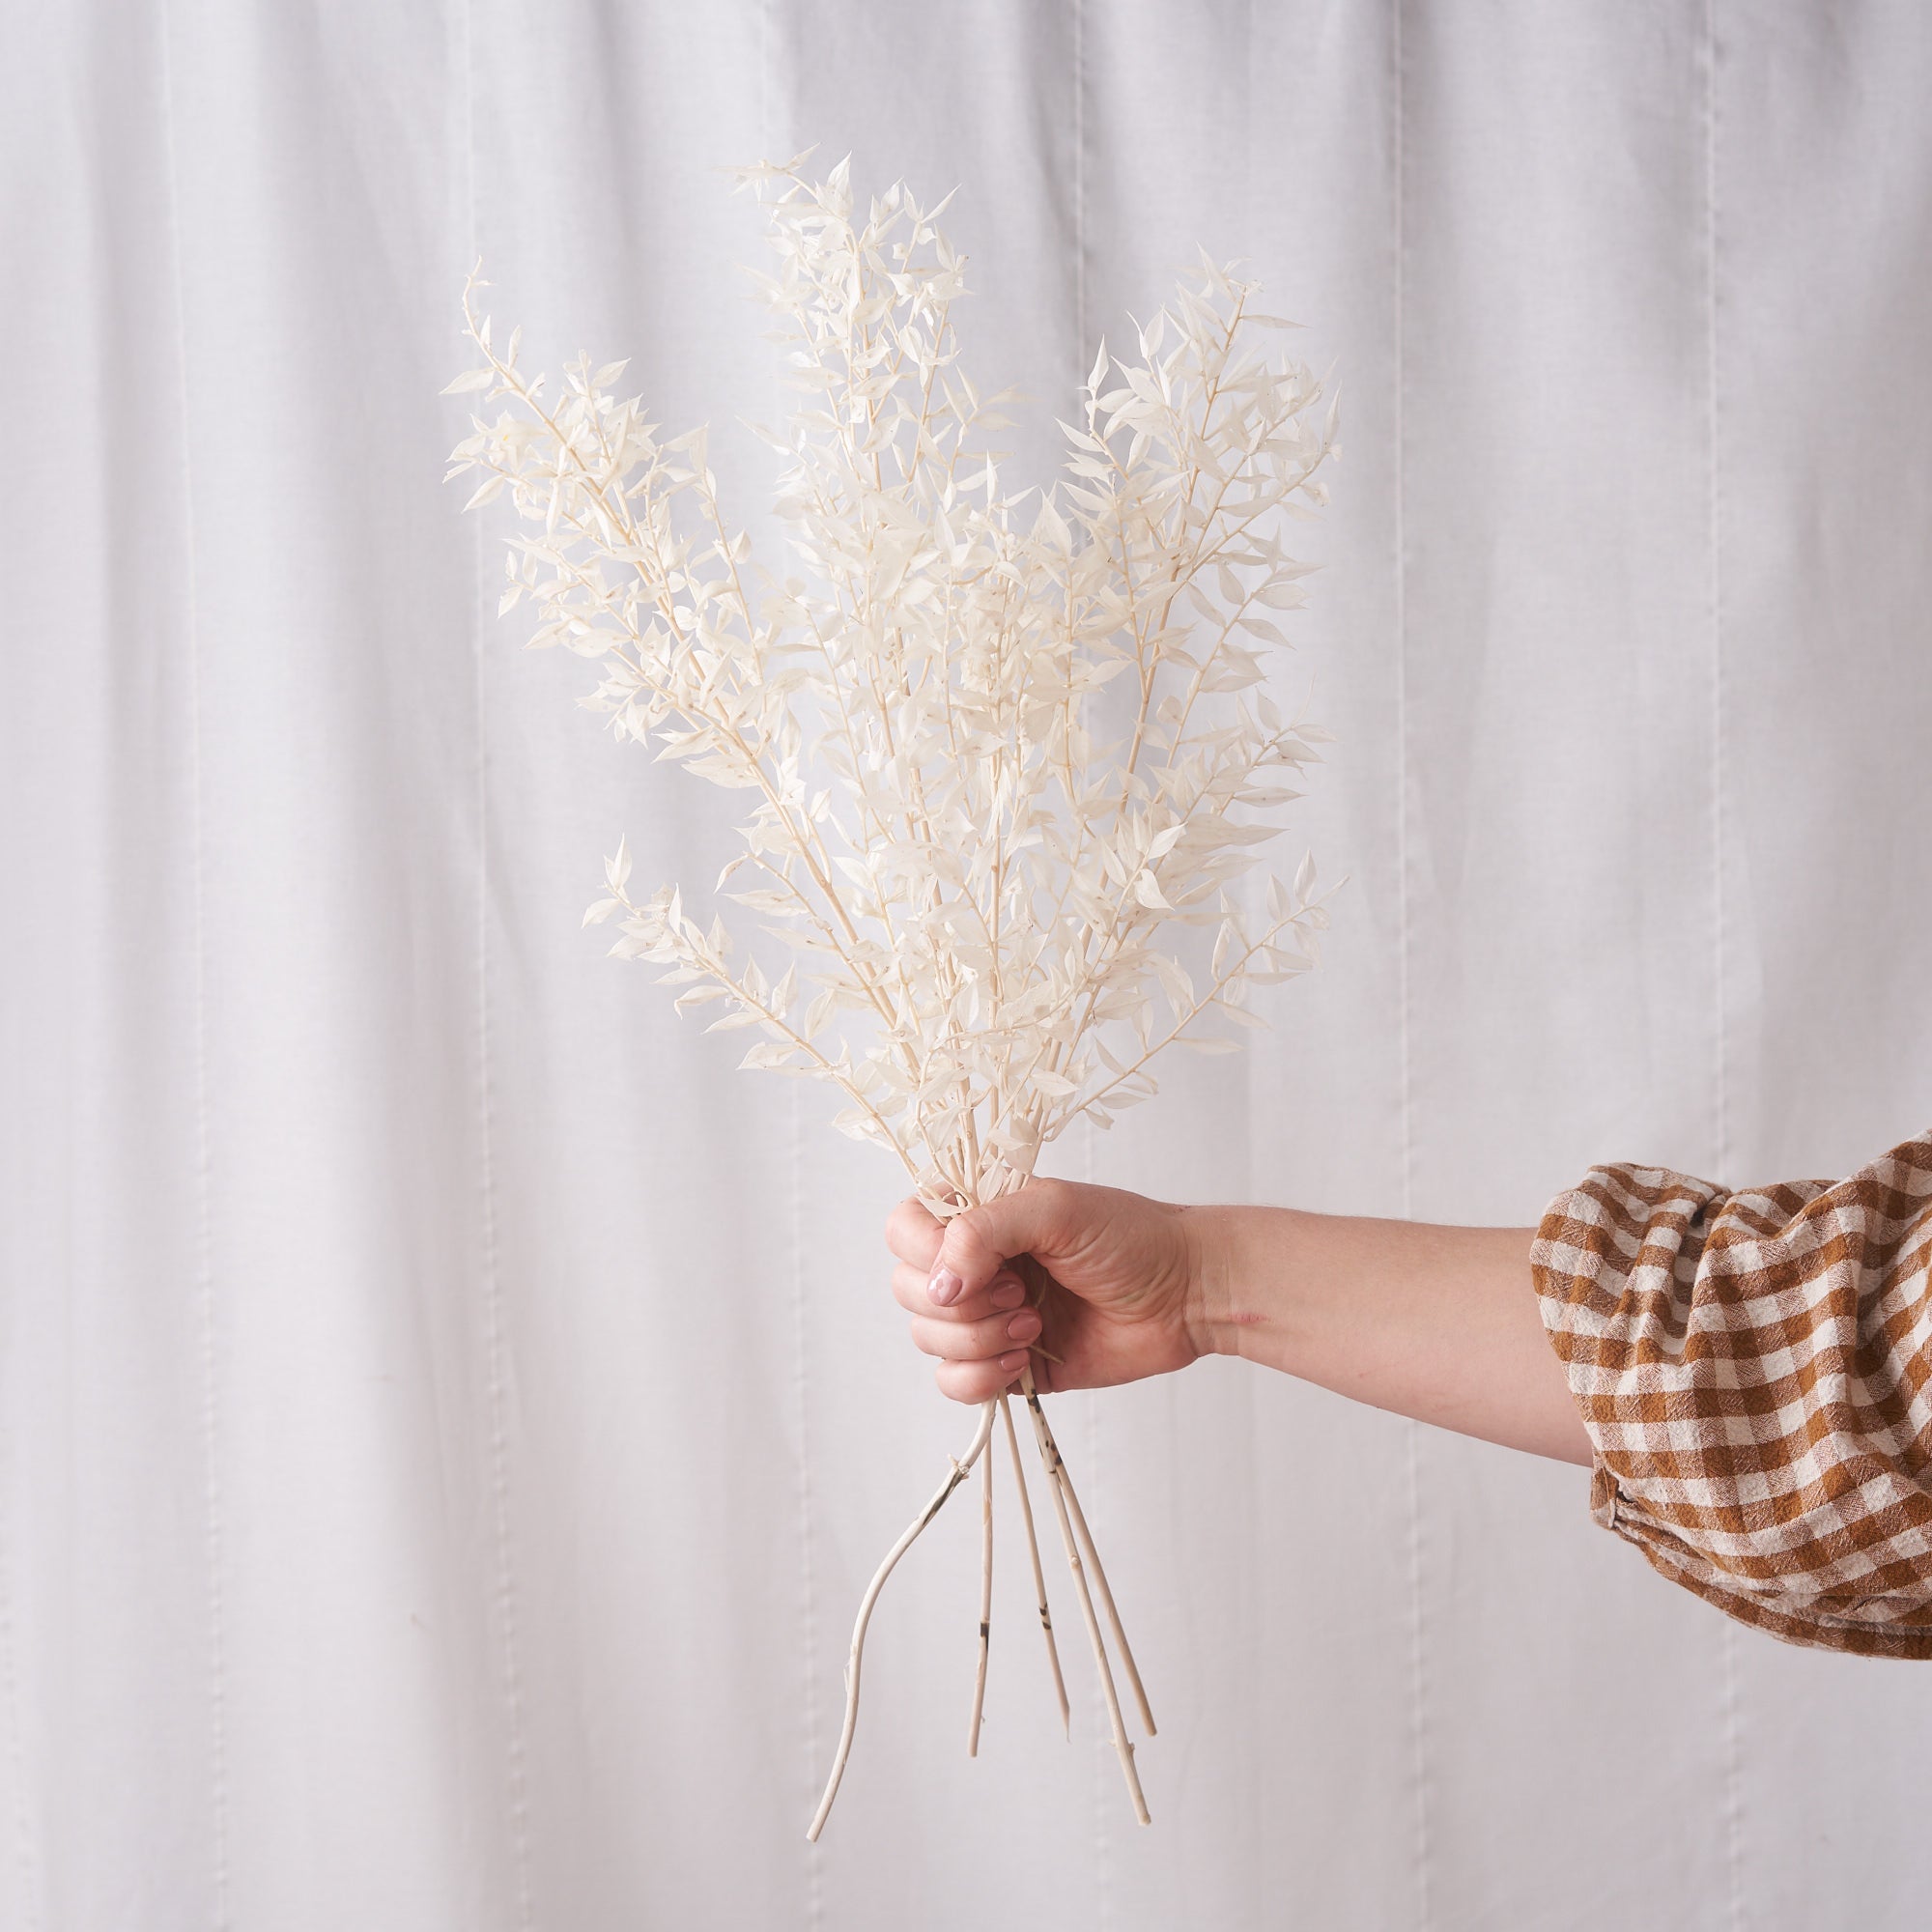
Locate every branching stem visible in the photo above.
<box><xmin>807</xmin><ymin>1400</ymin><xmax>997</xmax><ymax>1841</ymax></box>
<box><xmin>451</xmin><ymin>161</ymin><xmax>1338</xmax><ymax>1843</ymax></box>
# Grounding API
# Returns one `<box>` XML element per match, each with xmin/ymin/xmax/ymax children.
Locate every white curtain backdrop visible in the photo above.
<box><xmin>5</xmin><ymin>3</ymin><xmax>1931</xmax><ymax>1926</ymax></box>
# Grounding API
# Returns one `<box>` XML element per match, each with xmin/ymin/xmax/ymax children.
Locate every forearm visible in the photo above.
<box><xmin>1183</xmin><ymin>1206</ymin><xmax>1593</xmax><ymax>1465</ymax></box>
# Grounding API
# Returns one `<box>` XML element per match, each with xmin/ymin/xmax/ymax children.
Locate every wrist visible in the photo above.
<box><xmin>1179</xmin><ymin>1204</ymin><xmax>1249</xmax><ymax>1361</ymax></box>
<box><xmin>1180</xmin><ymin>1204</ymin><xmax>1307</xmax><ymax>1365</ymax></box>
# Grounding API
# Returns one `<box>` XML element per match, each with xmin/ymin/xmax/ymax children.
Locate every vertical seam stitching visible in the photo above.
<box><xmin>1239</xmin><ymin>0</ymin><xmax>1261</xmax><ymax>1882</ymax></box>
<box><xmin>0</xmin><ymin>1392</ymin><xmax>35</xmax><ymax>1931</ymax></box>
<box><xmin>157</xmin><ymin>7</ymin><xmax>231</xmax><ymax>1923</ymax></box>
<box><xmin>792</xmin><ymin>1080</ymin><xmax>821</xmax><ymax>1924</ymax></box>
<box><xmin>764</xmin><ymin>0</ymin><xmax>824</xmax><ymax>1916</ymax></box>
<box><xmin>1393</xmin><ymin>3</ymin><xmax>1429</xmax><ymax>1927</ymax></box>
<box><xmin>1705</xmin><ymin>0</ymin><xmax>1728</xmax><ymax>1192</ymax></box>
<box><xmin>460</xmin><ymin>5</ymin><xmax>536</xmax><ymax>1922</ymax></box>
<box><xmin>1073</xmin><ymin>0</ymin><xmax>1088</xmax><ymax>371</ymax></box>
<box><xmin>1392</xmin><ymin>0</ymin><xmax>1413</xmax><ymax>1235</ymax></box>
<box><xmin>1704</xmin><ymin>5</ymin><xmax>1745</xmax><ymax>1926</ymax></box>
<box><xmin>1070</xmin><ymin>0</ymin><xmax>1110</xmax><ymax>1910</ymax></box>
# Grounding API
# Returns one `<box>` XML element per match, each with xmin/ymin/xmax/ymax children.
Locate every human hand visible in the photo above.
<box><xmin>884</xmin><ymin>1179</ymin><xmax>1208</xmax><ymax>1404</ymax></box>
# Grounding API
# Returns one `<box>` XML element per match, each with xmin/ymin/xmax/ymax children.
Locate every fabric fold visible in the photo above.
<box><xmin>1531</xmin><ymin>1131</ymin><xmax>1932</xmax><ymax>1657</ymax></box>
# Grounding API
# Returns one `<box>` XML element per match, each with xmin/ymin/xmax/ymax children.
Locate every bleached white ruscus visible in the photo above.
<box><xmin>444</xmin><ymin>152</ymin><xmax>1338</xmax><ymax>1838</ymax></box>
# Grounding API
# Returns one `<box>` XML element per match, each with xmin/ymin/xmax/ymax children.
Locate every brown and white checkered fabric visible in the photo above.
<box><xmin>1530</xmin><ymin>1130</ymin><xmax>1932</xmax><ymax>1657</ymax></box>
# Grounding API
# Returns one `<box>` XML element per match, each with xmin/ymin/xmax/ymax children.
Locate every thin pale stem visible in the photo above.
<box><xmin>807</xmin><ymin>1401</ymin><xmax>997</xmax><ymax>1841</ymax></box>
<box><xmin>1017</xmin><ymin>1370</ymin><xmax>1150</xmax><ymax>1827</ymax></box>
<box><xmin>1049</xmin><ymin>1428</ymin><xmax>1155</xmax><ymax>1739</ymax></box>
<box><xmin>619</xmin><ymin>897</ymin><xmax>919</xmax><ymax>1179</ymax></box>
<box><xmin>458</xmin><ymin>304</ymin><xmax>870</xmax><ymax>957</ymax></box>
<box><xmin>1042</xmin><ymin>915</ymin><xmax>1296</xmax><ymax>1140</ymax></box>
<box><xmin>967</xmin><ymin>1411</ymin><xmax>995</xmax><ymax>1756</ymax></box>
<box><xmin>999</xmin><ymin>1391</ymin><xmax>1069</xmax><ymax>1738</ymax></box>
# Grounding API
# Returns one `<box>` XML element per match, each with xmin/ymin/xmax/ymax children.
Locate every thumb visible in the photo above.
<box><xmin>926</xmin><ymin>1179</ymin><xmax>1078</xmax><ymax>1305</ymax></box>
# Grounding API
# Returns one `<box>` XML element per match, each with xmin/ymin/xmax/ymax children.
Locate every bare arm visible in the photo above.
<box><xmin>885</xmin><ymin>1180</ymin><xmax>1591</xmax><ymax>1467</ymax></box>
<box><xmin>1192</xmin><ymin>1206</ymin><xmax>1590</xmax><ymax>1463</ymax></box>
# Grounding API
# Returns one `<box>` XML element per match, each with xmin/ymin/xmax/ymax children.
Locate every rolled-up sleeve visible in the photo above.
<box><xmin>1530</xmin><ymin>1130</ymin><xmax>1932</xmax><ymax>1657</ymax></box>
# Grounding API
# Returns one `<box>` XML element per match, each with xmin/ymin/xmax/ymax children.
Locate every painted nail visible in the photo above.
<box><xmin>927</xmin><ymin>1266</ymin><xmax>963</xmax><ymax>1306</ymax></box>
<box><xmin>1007</xmin><ymin>1310</ymin><xmax>1042</xmax><ymax>1343</ymax></box>
<box><xmin>990</xmin><ymin>1279</ymin><xmax>1027</xmax><ymax>1312</ymax></box>
<box><xmin>997</xmin><ymin>1349</ymin><xmax>1030</xmax><ymax>1372</ymax></box>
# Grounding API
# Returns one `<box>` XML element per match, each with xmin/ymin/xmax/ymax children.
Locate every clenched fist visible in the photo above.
<box><xmin>884</xmin><ymin>1179</ymin><xmax>1208</xmax><ymax>1404</ymax></box>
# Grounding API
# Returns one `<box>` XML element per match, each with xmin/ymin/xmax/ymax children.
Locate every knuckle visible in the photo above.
<box><xmin>954</xmin><ymin>1318</ymin><xmax>994</xmax><ymax>1356</ymax></box>
<box><xmin>1027</xmin><ymin>1176</ymin><xmax>1075</xmax><ymax>1221</ymax></box>
<box><xmin>949</xmin><ymin>1210</ymin><xmax>1001</xmax><ymax>1279</ymax></box>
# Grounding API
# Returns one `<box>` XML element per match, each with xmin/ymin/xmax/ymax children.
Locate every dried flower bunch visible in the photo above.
<box><xmin>445</xmin><ymin>151</ymin><xmax>1337</xmax><ymax>1838</ymax></box>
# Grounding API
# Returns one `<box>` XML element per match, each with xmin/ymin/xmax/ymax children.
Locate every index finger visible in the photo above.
<box><xmin>885</xmin><ymin>1196</ymin><xmax>944</xmax><ymax>1269</ymax></box>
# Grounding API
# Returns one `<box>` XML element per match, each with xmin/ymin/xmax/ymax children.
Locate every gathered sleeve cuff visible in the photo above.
<box><xmin>1530</xmin><ymin>1131</ymin><xmax>1932</xmax><ymax>1657</ymax></box>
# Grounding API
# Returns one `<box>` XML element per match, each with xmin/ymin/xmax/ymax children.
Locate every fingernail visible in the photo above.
<box><xmin>927</xmin><ymin>1266</ymin><xmax>963</xmax><ymax>1306</ymax></box>
<box><xmin>1007</xmin><ymin>1310</ymin><xmax>1042</xmax><ymax>1343</ymax></box>
<box><xmin>997</xmin><ymin>1349</ymin><xmax>1030</xmax><ymax>1372</ymax></box>
<box><xmin>990</xmin><ymin>1279</ymin><xmax>1027</xmax><ymax>1312</ymax></box>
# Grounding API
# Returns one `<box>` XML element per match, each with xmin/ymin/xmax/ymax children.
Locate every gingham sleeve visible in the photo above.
<box><xmin>1530</xmin><ymin>1130</ymin><xmax>1932</xmax><ymax>1657</ymax></box>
